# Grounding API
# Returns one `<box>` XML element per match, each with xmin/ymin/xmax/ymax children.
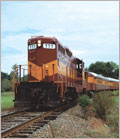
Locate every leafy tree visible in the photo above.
<box><xmin>10</xmin><ymin>64</ymin><xmax>18</xmax><ymax>80</ymax></box>
<box><xmin>114</xmin><ymin>68</ymin><xmax>119</xmax><ymax>78</ymax></box>
<box><xmin>1</xmin><ymin>78</ymin><xmax>11</xmax><ymax>92</ymax></box>
<box><xmin>1</xmin><ymin>72</ymin><xmax>10</xmax><ymax>80</ymax></box>
<box><xmin>1</xmin><ymin>64</ymin><xmax>18</xmax><ymax>92</ymax></box>
<box><xmin>12</xmin><ymin>64</ymin><xmax>18</xmax><ymax>71</ymax></box>
<box><xmin>87</xmin><ymin>61</ymin><xmax>119</xmax><ymax>79</ymax></box>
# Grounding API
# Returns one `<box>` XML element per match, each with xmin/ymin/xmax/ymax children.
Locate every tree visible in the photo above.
<box><xmin>10</xmin><ymin>64</ymin><xmax>18</xmax><ymax>80</ymax></box>
<box><xmin>1</xmin><ymin>64</ymin><xmax>18</xmax><ymax>92</ymax></box>
<box><xmin>114</xmin><ymin>68</ymin><xmax>119</xmax><ymax>79</ymax></box>
<box><xmin>1</xmin><ymin>72</ymin><xmax>11</xmax><ymax>92</ymax></box>
<box><xmin>87</xmin><ymin>61</ymin><xmax>119</xmax><ymax>79</ymax></box>
<box><xmin>1</xmin><ymin>72</ymin><xmax>10</xmax><ymax>80</ymax></box>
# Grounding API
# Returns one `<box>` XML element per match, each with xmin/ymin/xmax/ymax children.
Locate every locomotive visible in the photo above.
<box><xmin>14</xmin><ymin>36</ymin><xmax>119</xmax><ymax>108</ymax></box>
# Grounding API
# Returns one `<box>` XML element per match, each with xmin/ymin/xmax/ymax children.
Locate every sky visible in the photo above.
<box><xmin>1</xmin><ymin>1</ymin><xmax>119</xmax><ymax>73</ymax></box>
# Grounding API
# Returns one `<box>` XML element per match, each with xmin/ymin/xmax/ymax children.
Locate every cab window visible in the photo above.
<box><xmin>43</xmin><ymin>43</ymin><xmax>56</xmax><ymax>49</ymax></box>
<box><xmin>28</xmin><ymin>44</ymin><xmax>37</xmax><ymax>50</ymax></box>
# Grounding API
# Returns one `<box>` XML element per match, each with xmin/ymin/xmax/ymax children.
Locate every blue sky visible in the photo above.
<box><xmin>1</xmin><ymin>1</ymin><xmax>119</xmax><ymax>73</ymax></box>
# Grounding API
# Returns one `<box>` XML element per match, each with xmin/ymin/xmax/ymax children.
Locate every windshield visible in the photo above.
<box><xmin>28</xmin><ymin>42</ymin><xmax>56</xmax><ymax>50</ymax></box>
<box><xmin>43</xmin><ymin>43</ymin><xmax>56</xmax><ymax>49</ymax></box>
<box><xmin>28</xmin><ymin>44</ymin><xmax>37</xmax><ymax>50</ymax></box>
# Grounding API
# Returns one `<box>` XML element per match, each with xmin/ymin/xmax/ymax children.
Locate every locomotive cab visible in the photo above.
<box><xmin>75</xmin><ymin>58</ymin><xmax>84</xmax><ymax>93</ymax></box>
<box><xmin>76</xmin><ymin>58</ymin><xmax>83</xmax><ymax>78</ymax></box>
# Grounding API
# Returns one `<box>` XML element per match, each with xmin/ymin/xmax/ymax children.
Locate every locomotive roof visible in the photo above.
<box><xmin>28</xmin><ymin>36</ymin><xmax>58</xmax><ymax>42</ymax></box>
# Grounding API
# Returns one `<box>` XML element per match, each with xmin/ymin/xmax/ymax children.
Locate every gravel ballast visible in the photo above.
<box><xmin>30</xmin><ymin>105</ymin><xmax>95</xmax><ymax>138</ymax></box>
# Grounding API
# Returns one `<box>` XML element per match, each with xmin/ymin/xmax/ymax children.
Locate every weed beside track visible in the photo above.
<box><xmin>92</xmin><ymin>90</ymin><xmax>119</xmax><ymax>138</ymax></box>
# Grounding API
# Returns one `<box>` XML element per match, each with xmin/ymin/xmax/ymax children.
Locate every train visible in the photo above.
<box><xmin>14</xmin><ymin>36</ymin><xmax>119</xmax><ymax>109</ymax></box>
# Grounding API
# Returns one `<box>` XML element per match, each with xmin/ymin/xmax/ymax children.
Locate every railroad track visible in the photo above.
<box><xmin>1</xmin><ymin>103</ymin><xmax>76</xmax><ymax>138</ymax></box>
<box><xmin>1</xmin><ymin>108</ymin><xmax>30</xmax><ymax>119</ymax></box>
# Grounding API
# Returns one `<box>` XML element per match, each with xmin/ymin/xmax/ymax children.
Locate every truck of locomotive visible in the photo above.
<box><xmin>14</xmin><ymin>36</ymin><xmax>119</xmax><ymax>109</ymax></box>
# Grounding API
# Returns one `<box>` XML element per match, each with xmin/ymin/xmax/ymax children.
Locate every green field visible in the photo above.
<box><xmin>1</xmin><ymin>92</ymin><xmax>14</xmax><ymax>111</ymax></box>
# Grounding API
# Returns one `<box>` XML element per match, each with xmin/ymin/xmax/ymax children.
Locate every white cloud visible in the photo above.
<box><xmin>2</xmin><ymin>33</ymin><xmax>31</xmax><ymax>52</ymax></box>
<box><xmin>72</xmin><ymin>50</ymin><xmax>86</xmax><ymax>57</ymax></box>
<box><xmin>1</xmin><ymin>1</ymin><xmax>119</xmax><ymax>73</ymax></box>
<box><xmin>2</xmin><ymin>1</ymin><xmax>118</xmax><ymax>32</ymax></box>
<box><xmin>1</xmin><ymin>53</ymin><xmax>28</xmax><ymax>73</ymax></box>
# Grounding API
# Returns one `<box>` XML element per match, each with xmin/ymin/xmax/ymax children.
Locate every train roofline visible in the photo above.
<box><xmin>28</xmin><ymin>36</ymin><xmax>58</xmax><ymax>42</ymax></box>
<box><xmin>88</xmin><ymin>71</ymin><xmax>119</xmax><ymax>82</ymax></box>
<box><xmin>106</xmin><ymin>77</ymin><xmax>119</xmax><ymax>82</ymax></box>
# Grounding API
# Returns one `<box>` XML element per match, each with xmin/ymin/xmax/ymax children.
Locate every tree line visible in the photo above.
<box><xmin>1</xmin><ymin>64</ymin><xmax>17</xmax><ymax>92</ymax></box>
<box><xmin>1</xmin><ymin>61</ymin><xmax>119</xmax><ymax>92</ymax></box>
<box><xmin>86</xmin><ymin>61</ymin><xmax>119</xmax><ymax>79</ymax></box>
<box><xmin>1</xmin><ymin>72</ymin><xmax>12</xmax><ymax>92</ymax></box>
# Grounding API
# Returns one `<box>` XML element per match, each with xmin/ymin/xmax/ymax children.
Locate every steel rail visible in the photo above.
<box><xmin>1</xmin><ymin>111</ymin><xmax>53</xmax><ymax>138</ymax></box>
<box><xmin>1</xmin><ymin>108</ymin><xmax>31</xmax><ymax>119</ymax></box>
<box><xmin>2</xmin><ymin>102</ymin><xmax>76</xmax><ymax>138</ymax></box>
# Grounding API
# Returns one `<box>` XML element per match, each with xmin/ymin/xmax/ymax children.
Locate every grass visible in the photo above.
<box><xmin>112</xmin><ymin>91</ymin><xmax>119</xmax><ymax>105</ymax></box>
<box><xmin>107</xmin><ymin>91</ymin><xmax>119</xmax><ymax>137</ymax></box>
<box><xmin>111</xmin><ymin>90</ymin><xmax>119</xmax><ymax>96</ymax></box>
<box><xmin>1</xmin><ymin>92</ymin><xmax>14</xmax><ymax>111</ymax></box>
<box><xmin>87</xmin><ymin>130</ymin><xmax>93</xmax><ymax>137</ymax></box>
<box><xmin>93</xmin><ymin>90</ymin><xmax>119</xmax><ymax>138</ymax></box>
<box><xmin>114</xmin><ymin>96</ymin><xmax>119</xmax><ymax>104</ymax></box>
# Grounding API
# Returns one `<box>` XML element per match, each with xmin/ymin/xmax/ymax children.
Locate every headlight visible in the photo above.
<box><xmin>38</xmin><ymin>43</ymin><xmax>41</xmax><ymax>47</ymax></box>
<box><xmin>38</xmin><ymin>40</ymin><xmax>41</xmax><ymax>47</ymax></box>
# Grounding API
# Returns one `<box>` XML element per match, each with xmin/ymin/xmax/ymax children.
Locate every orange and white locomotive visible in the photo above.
<box><xmin>14</xmin><ymin>36</ymin><xmax>119</xmax><ymax>108</ymax></box>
